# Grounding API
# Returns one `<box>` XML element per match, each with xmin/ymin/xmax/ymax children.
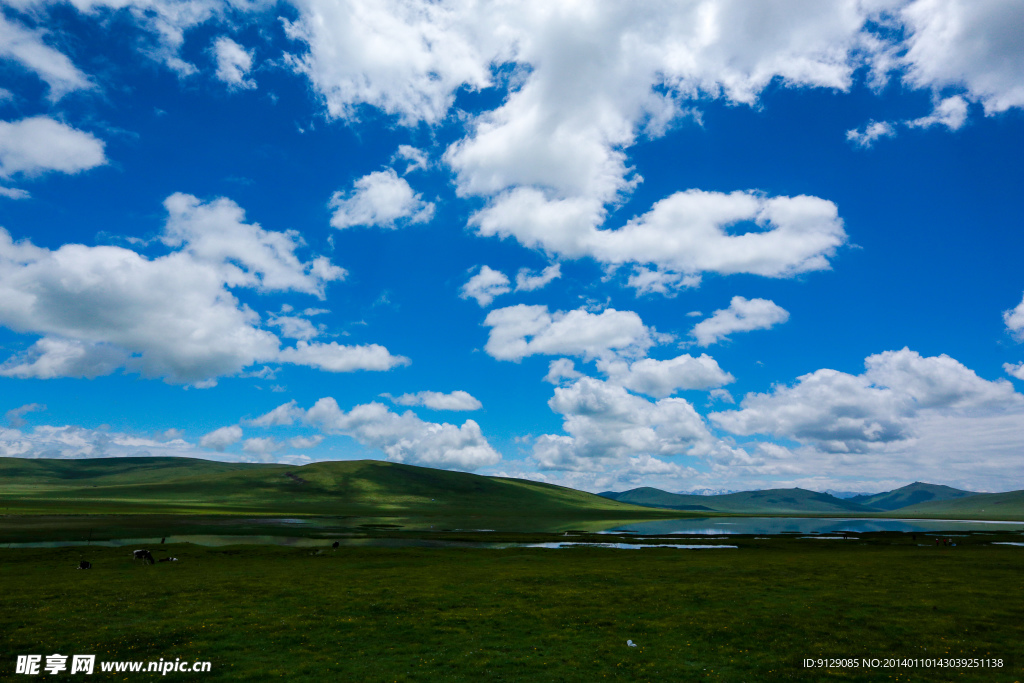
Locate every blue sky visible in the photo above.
<box><xmin>1</xmin><ymin>0</ymin><xmax>1023</xmax><ymax>493</ymax></box>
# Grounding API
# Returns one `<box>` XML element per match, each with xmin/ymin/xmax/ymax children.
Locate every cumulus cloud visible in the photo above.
<box><xmin>626</xmin><ymin>267</ymin><xmax>700</xmax><ymax>296</ymax></box>
<box><xmin>5</xmin><ymin>402</ymin><xmax>45</xmax><ymax>427</ymax></box>
<box><xmin>691</xmin><ymin>296</ymin><xmax>790</xmax><ymax>347</ymax></box>
<box><xmin>597</xmin><ymin>354</ymin><xmax>735</xmax><ymax>398</ymax></box>
<box><xmin>711</xmin><ymin>348</ymin><xmax>1023</xmax><ymax>453</ymax></box>
<box><xmin>0</xmin><ymin>186</ymin><xmax>31</xmax><ymax>200</ymax></box>
<box><xmin>1005</xmin><ymin>363</ymin><xmax>1024</xmax><ymax>381</ymax></box>
<box><xmin>514</xmin><ymin>264</ymin><xmax>560</xmax><ymax>292</ymax></box>
<box><xmin>386</xmin><ymin>390</ymin><xmax>482</xmax><ymax>411</ymax></box>
<box><xmin>303</xmin><ymin>397</ymin><xmax>500</xmax><ymax>470</ymax></box>
<box><xmin>483</xmin><ymin>304</ymin><xmax>658</xmax><ymax>362</ymax></box>
<box><xmin>329</xmin><ymin>169</ymin><xmax>435</xmax><ymax>229</ymax></box>
<box><xmin>472</xmin><ymin>189</ymin><xmax>847</xmax><ymax>281</ymax></box>
<box><xmin>899</xmin><ymin>0</ymin><xmax>1024</xmax><ymax>115</ymax></box>
<box><xmin>0</xmin><ymin>14</ymin><xmax>92</xmax><ymax>99</ymax></box>
<box><xmin>1004</xmin><ymin>293</ymin><xmax>1024</xmax><ymax>340</ymax></box>
<box><xmin>242</xmin><ymin>436</ymin><xmax>285</xmax><ymax>459</ymax></box>
<box><xmin>394</xmin><ymin>144</ymin><xmax>428</xmax><ymax>173</ymax></box>
<box><xmin>288</xmin><ymin>434</ymin><xmax>324</xmax><ymax>449</ymax></box>
<box><xmin>277</xmin><ymin>341</ymin><xmax>409</xmax><ymax>373</ymax></box>
<box><xmin>459</xmin><ymin>265</ymin><xmax>510</xmax><ymax>307</ymax></box>
<box><xmin>213</xmin><ymin>36</ymin><xmax>256</xmax><ymax>90</ymax></box>
<box><xmin>0</xmin><ymin>117</ymin><xmax>106</xmax><ymax>178</ymax></box>
<box><xmin>162</xmin><ymin>192</ymin><xmax>345</xmax><ymax>297</ymax></box>
<box><xmin>199</xmin><ymin>425</ymin><xmax>242</xmax><ymax>451</ymax></box>
<box><xmin>249</xmin><ymin>400</ymin><xmax>304</xmax><ymax>427</ymax></box>
<box><xmin>846</xmin><ymin>120</ymin><xmax>896</xmax><ymax>148</ymax></box>
<box><xmin>532</xmin><ymin>377</ymin><xmax>722</xmax><ymax>471</ymax></box>
<box><xmin>0</xmin><ymin>423</ymin><xmax>196</xmax><ymax>460</ymax></box>
<box><xmin>0</xmin><ymin>194</ymin><xmax>403</xmax><ymax>384</ymax></box>
<box><xmin>543</xmin><ymin>358</ymin><xmax>581</xmax><ymax>385</ymax></box>
<box><xmin>908</xmin><ymin>94</ymin><xmax>970</xmax><ymax>130</ymax></box>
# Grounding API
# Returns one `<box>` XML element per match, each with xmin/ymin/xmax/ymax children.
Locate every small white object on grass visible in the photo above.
<box><xmin>627</xmin><ymin>640</ymin><xmax>637</xmax><ymax>647</ymax></box>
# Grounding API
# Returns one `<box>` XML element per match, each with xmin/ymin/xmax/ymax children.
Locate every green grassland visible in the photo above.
<box><xmin>0</xmin><ymin>458</ymin><xmax>673</xmax><ymax>528</ymax></box>
<box><xmin>2</xmin><ymin>535</ymin><xmax>1022</xmax><ymax>682</ymax></box>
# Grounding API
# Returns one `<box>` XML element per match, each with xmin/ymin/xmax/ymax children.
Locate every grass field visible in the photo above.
<box><xmin>2</xmin><ymin>532</ymin><xmax>1022</xmax><ymax>682</ymax></box>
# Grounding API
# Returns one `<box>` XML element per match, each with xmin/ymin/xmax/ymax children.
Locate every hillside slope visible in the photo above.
<box><xmin>895</xmin><ymin>490</ymin><xmax>1024</xmax><ymax>520</ymax></box>
<box><xmin>0</xmin><ymin>457</ymin><xmax>660</xmax><ymax>519</ymax></box>
<box><xmin>848</xmin><ymin>482</ymin><xmax>975</xmax><ymax>511</ymax></box>
<box><xmin>601</xmin><ymin>487</ymin><xmax>877</xmax><ymax>514</ymax></box>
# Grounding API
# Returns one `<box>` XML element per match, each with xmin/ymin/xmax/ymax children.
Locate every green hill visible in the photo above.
<box><xmin>0</xmin><ymin>456</ymin><xmax>663</xmax><ymax>521</ymax></box>
<box><xmin>895</xmin><ymin>489</ymin><xmax>1024</xmax><ymax>520</ymax></box>
<box><xmin>600</xmin><ymin>487</ymin><xmax>877</xmax><ymax>514</ymax></box>
<box><xmin>847</xmin><ymin>482</ymin><xmax>975</xmax><ymax>511</ymax></box>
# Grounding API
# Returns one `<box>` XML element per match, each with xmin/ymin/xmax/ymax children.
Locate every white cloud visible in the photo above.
<box><xmin>394</xmin><ymin>144</ymin><xmax>428</xmax><ymax>173</ymax></box>
<box><xmin>711</xmin><ymin>348</ymin><xmax>1022</xmax><ymax>453</ymax></box>
<box><xmin>268</xmin><ymin>314</ymin><xmax>320</xmax><ymax>340</ymax></box>
<box><xmin>0</xmin><ymin>186</ymin><xmax>31</xmax><ymax>200</ymax></box>
<box><xmin>477</xmin><ymin>190</ymin><xmax>847</xmax><ymax>280</ymax></box>
<box><xmin>304</xmin><ymin>397</ymin><xmax>500</xmax><ymax>470</ymax></box>
<box><xmin>846</xmin><ymin>120</ymin><xmax>896</xmax><ymax>148</ymax></box>
<box><xmin>0</xmin><ymin>14</ymin><xmax>92</xmax><ymax>99</ymax></box>
<box><xmin>908</xmin><ymin>94</ymin><xmax>969</xmax><ymax>130</ymax></box>
<box><xmin>329</xmin><ymin>169</ymin><xmax>435</xmax><ymax>229</ymax></box>
<box><xmin>597</xmin><ymin>354</ymin><xmax>735</xmax><ymax>398</ymax></box>
<box><xmin>543</xmin><ymin>358</ymin><xmax>581</xmax><ymax>385</ymax></box>
<box><xmin>1004</xmin><ymin>363</ymin><xmax>1024</xmax><ymax>381</ymax></box>
<box><xmin>199</xmin><ymin>425</ymin><xmax>242</xmax><ymax>451</ymax></box>
<box><xmin>626</xmin><ymin>267</ymin><xmax>700</xmax><ymax>296</ymax></box>
<box><xmin>277</xmin><ymin>341</ymin><xmax>410</xmax><ymax>373</ymax></box>
<box><xmin>514</xmin><ymin>263</ymin><xmax>560</xmax><ymax>292</ymax></box>
<box><xmin>213</xmin><ymin>36</ymin><xmax>256</xmax><ymax>90</ymax></box>
<box><xmin>0</xmin><ymin>423</ymin><xmax>197</xmax><ymax>460</ymax></box>
<box><xmin>162</xmin><ymin>192</ymin><xmax>345</xmax><ymax>297</ymax></box>
<box><xmin>691</xmin><ymin>296</ymin><xmax>790</xmax><ymax>347</ymax></box>
<box><xmin>1004</xmin><ymin>292</ymin><xmax>1024</xmax><ymax>340</ymax></box>
<box><xmin>0</xmin><ymin>194</ymin><xmax>402</xmax><ymax>384</ymax></box>
<box><xmin>532</xmin><ymin>377</ymin><xmax>721</xmax><ymax>471</ymax></box>
<box><xmin>0</xmin><ymin>117</ymin><xmax>106</xmax><ymax>178</ymax></box>
<box><xmin>459</xmin><ymin>265</ymin><xmax>510</xmax><ymax>307</ymax></box>
<box><xmin>899</xmin><ymin>0</ymin><xmax>1024</xmax><ymax>115</ymax></box>
<box><xmin>5</xmin><ymin>402</ymin><xmax>45</xmax><ymax>428</ymax></box>
<box><xmin>282</xmin><ymin>0</ymin><xmax>496</xmax><ymax>125</ymax></box>
<box><xmin>249</xmin><ymin>400</ymin><xmax>304</xmax><ymax>427</ymax></box>
<box><xmin>387</xmin><ymin>390</ymin><xmax>482</xmax><ymax>411</ymax></box>
<box><xmin>483</xmin><ymin>304</ymin><xmax>658</xmax><ymax>362</ymax></box>
<box><xmin>288</xmin><ymin>434</ymin><xmax>324</xmax><ymax>449</ymax></box>
<box><xmin>0</xmin><ymin>337</ymin><xmax>128</xmax><ymax>379</ymax></box>
<box><xmin>242</xmin><ymin>436</ymin><xmax>284</xmax><ymax>459</ymax></box>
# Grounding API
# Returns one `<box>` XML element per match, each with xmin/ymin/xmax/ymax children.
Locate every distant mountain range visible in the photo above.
<box><xmin>599</xmin><ymin>482</ymin><xmax>1023</xmax><ymax>517</ymax></box>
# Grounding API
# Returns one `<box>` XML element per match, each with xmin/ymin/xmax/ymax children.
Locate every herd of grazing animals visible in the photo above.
<box><xmin>77</xmin><ymin>539</ymin><xmax>343</xmax><ymax>569</ymax></box>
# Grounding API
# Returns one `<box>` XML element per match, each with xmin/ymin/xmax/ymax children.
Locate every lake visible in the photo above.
<box><xmin>599</xmin><ymin>516</ymin><xmax>1024</xmax><ymax>535</ymax></box>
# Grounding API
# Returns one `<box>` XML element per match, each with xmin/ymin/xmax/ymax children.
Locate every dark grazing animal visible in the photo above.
<box><xmin>132</xmin><ymin>549</ymin><xmax>155</xmax><ymax>565</ymax></box>
<box><xmin>77</xmin><ymin>560</ymin><xmax>92</xmax><ymax>569</ymax></box>
<box><xmin>157</xmin><ymin>557</ymin><xmax>178</xmax><ymax>563</ymax></box>
<box><xmin>332</xmin><ymin>541</ymin><xmax>340</xmax><ymax>549</ymax></box>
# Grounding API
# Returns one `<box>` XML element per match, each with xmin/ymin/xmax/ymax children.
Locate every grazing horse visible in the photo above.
<box><xmin>77</xmin><ymin>560</ymin><xmax>92</xmax><ymax>569</ymax></box>
<box><xmin>132</xmin><ymin>549</ymin><xmax>155</xmax><ymax>565</ymax></box>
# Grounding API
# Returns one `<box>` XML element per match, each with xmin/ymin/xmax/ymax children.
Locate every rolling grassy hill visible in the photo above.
<box><xmin>600</xmin><ymin>487</ymin><xmax>879</xmax><ymax>514</ymax></box>
<box><xmin>847</xmin><ymin>482</ymin><xmax>975</xmax><ymax>511</ymax></box>
<box><xmin>0</xmin><ymin>456</ymin><xmax>666</xmax><ymax>521</ymax></box>
<box><xmin>600</xmin><ymin>483</ymin><xmax>1024</xmax><ymax>520</ymax></box>
<box><xmin>895</xmin><ymin>489</ymin><xmax>1024</xmax><ymax>519</ymax></box>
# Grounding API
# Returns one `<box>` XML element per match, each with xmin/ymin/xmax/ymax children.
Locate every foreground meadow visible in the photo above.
<box><xmin>2</xmin><ymin>534</ymin><xmax>1021</xmax><ymax>681</ymax></box>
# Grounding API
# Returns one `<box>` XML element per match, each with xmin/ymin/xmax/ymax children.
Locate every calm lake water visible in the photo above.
<box><xmin>599</xmin><ymin>517</ymin><xmax>1024</xmax><ymax>535</ymax></box>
